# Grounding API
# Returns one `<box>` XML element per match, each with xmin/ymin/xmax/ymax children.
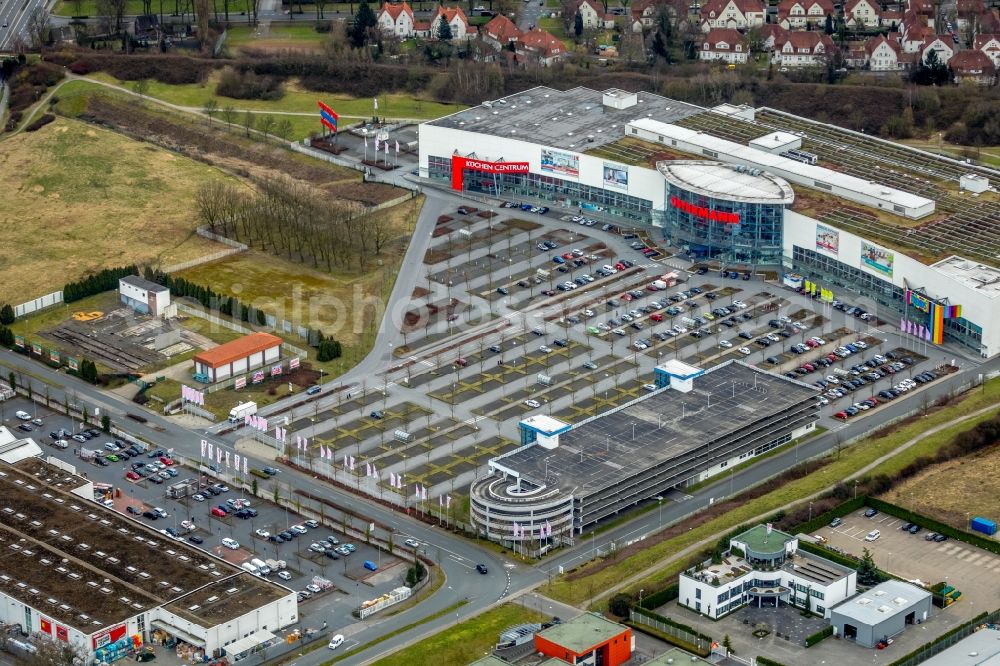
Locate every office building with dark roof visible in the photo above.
<box><xmin>469</xmin><ymin>360</ymin><xmax>819</xmax><ymax>553</ymax></box>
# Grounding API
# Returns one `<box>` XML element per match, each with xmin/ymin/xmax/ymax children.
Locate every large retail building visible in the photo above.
<box><xmin>0</xmin><ymin>456</ymin><xmax>297</xmax><ymax>662</ymax></box>
<box><xmin>419</xmin><ymin>86</ymin><xmax>1000</xmax><ymax>358</ymax></box>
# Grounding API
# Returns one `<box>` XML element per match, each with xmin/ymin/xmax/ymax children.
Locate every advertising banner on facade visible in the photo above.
<box><xmin>540</xmin><ymin>149</ymin><xmax>579</xmax><ymax>178</ymax></box>
<box><xmin>860</xmin><ymin>241</ymin><xmax>894</xmax><ymax>277</ymax></box>
<box><xmin>450</xmin><ymin>156</ymin><xmax>529</xmax><ymax>190</ymax></box>
<box><xmin>603</xmin><ymin>163</ymin><xmax>628</xmax><ymax>190</ymax></box>
<box><xmin>815</xmin><ymin>224</ymin><xmax>839</xmax><ymax>256</ymax></box>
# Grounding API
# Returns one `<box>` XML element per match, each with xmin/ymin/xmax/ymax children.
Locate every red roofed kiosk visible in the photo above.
<box><xmin>534</xmin><ymin>613</ymin><xmax>633</xmax><ymax>666</ymax></box>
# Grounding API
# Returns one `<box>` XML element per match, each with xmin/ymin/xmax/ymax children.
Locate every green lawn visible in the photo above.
<box><xmin>545</xmin><ymin>376</ymin><xmax>1000</xmax><ymax>608</ymax></box>
<box><xmin>369</xmin><ymin>604</ymin><xmax>547</xmax><ymax>666</ymax></box>
<box><xmin>53</xmin><ymin>0</ymin><xmax>143</xmax><ymax>15</ymax></box>
<box><xmin>224</xmin><ymin>23</ymin><xmax>327</xmax><ymax>46</ymax></box>
<box><xmin>84</xmin><ymin>72</ymin><xmax>465</xmax><ymax>121</ymax></box>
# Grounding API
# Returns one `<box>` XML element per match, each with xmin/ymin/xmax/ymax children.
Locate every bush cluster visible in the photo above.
<box><xmin>804</xmin><ymin>625</ymin><xmax>833</xmax><ymax>647</ymax></box>
<box><xmin>216</xmin><ymin>67</ymin><xmax>285</xmax><ymax>101</ymax></box>
<box><xmin>25</xmin><ymin>114</ymin><xmax>56</xmax><ymax>132</ymax></box>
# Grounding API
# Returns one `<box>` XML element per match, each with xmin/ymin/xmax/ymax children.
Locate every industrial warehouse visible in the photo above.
<box><xmin>469</xmin><ymin>361</ymin><xmax>819</xmax><ymax>551</ymax></box>
<box><xmin>419</xmin><ymin>86</ymin><xmax>1000</xmax><ymax>357</ymax></box>
<box><xmin>0</xmin><ymin>457</ymin><xmax>297</xmax><ymax>662</ymax></box>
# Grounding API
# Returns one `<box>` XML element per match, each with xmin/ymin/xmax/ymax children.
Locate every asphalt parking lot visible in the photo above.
<box><xmin>0</xmin><ymin>398</ymin><xmax>407</xmax><ymax>614</ymax></box>
<box><xmin>819</xmin><ymin>509</ymin><xmax>1000</xmax><ymax>621</ymax></box>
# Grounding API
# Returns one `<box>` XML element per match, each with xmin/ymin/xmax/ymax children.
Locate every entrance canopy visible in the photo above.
<box><xmin>451</xmin><ymin>155</ymin><xmax>529</xmax><ymax>191</ymax></box>
<box><xmin>150</xmin><ymin>621</ymin><xmax>206</xmax><ymax>647</ymax></box>
<box><xmin>225</xmin><ymin>631</ymin><xmax>277</xmax><ymax>661</ymax></box>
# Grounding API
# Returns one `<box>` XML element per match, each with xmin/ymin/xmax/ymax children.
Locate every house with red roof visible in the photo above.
<box><xmin>483</xmin><ymin>14</ymin><xmax>521</xmax><ymax>49</ymax></box>
<box><xmin>844</xmin><ymin>0</ymin><xmax>880</xmax><ymax>27</ymax></box>
<box><xmin>776</xmin><ymin>0</ymin><xmax>833</xmax><ymax>30</ymax></box>
<box><xmin>377</xmin><ymin>1</ymin><xmax>415</xmax><ymax>37</ymax></box>
<box><xmin>975</xmin><ymin>33</ymin><xmax>1000</xmax><ymax>68</ymax></box>
<box><xmin>758</xmin><ymin>24</ymin><xmax>789</xmax><ymax>51</ymax></box>
<box><xmin>773</xmin><ymin>31</ymin><xmax>836</xmax><ymax>66</ymax></box>
<box><xmin>949</xmin><ymin>48</ymin><xmax>996</xmax><ymax>83</ymax></box>
<box><xmin>864</xmin><ymin>34</ymin><xmax>903</xmax><ymax>70</ymax></box>
<box><xmin>517</xmin><ymin>27</ymin><xmax>568</xmax><ymax>65</ymax></box>
<box><xmin>920</xmin><ymin>34</ymin><xmax>954</xmax><ymax>64</ymax></box>
<box><xmin>430</xmin><ymin>4</ymin><xmax>470</xmax><ymax>39</ymax></box>
<box><xmin>699</xmin><ymin>0</ymin><xmax>766</xmax><ymax>31</ymax></box>
<box><xmin>699</xmin><ymin>27</ymin><xmax>749</xmax><ymax>62</ymax></box>
<box><xmin>900</xmin><ymin>12</ymin><xmax>935</xmax><ymax>52</ymax></box>
<box><xmin>880</xmin><ymin>9</ymin><xmax>903</xmax><ymax>28</ymax></box>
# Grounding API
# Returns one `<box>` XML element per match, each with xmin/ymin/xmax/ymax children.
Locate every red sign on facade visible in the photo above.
<box><xmin>669</xmin><ymin>196</ymin><xmax>740</xmax><ymax>224</ymax></box>
<box><xmin>451</xmin><ymin>156</ymin><xmax>530</xmax><ymax>191</ymax></box>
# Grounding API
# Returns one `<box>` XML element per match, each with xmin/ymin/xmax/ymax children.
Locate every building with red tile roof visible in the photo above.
<box><xmin>483</xmin><ymin>13</ymin><xmax>521</xmax><ymax>48</ymax></box>
<box><xmin>974</xmin><ymin>33</ymin><xmax>1000</xmax><ymax>67</ymax></box>
<box><xmin>377</xmin><ymin>1</ymin><xmax>415</xmax><ymax>37</ymax></box>
<box><xmin>776</xmin><ymin>0</ymin><xmax>833</xmax><ymax>29</ymax></box>
<box><xmin>193</xmin><ymin>333</ymin><xmax>283</xmax><ymax>383</ymax></box>
<box><xmin>773</xmin><ymin>31</ymin><xmax>836</xmax><ymax>66</ymax></box>
<box><xmin>699</xmin><ymin>0</ymin><xmax>766</xmax><ymax>31</ymax></box>
<box><xmin>864</xmin><ymin>34</ymin><xmax>903</xmax><ymax>70</ymax></box>
<box><xmin>517</xmin><ymin>27</ymin><xmax>568</xmax><ymax>65</ymax></box>
<box><xmin>949</xmin><ymin>48</ymin><xmax>996</xmax><ymax>83</ymax></box>
<box><xmin>430</xmin><ymin>4</ymin><xmax>470</xmax><ymax>39</ymax></box>
<box><xmin>844</xmin><ymin>0</ymin><xmax>881</xmax><ymax>27</ymax></box>
<box><xmin>699</xmin><ymin>27</ymin><xmax>749</xmax><ymax>62</ymax></box>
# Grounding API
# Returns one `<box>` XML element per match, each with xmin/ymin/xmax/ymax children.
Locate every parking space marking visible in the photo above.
<box><xmin>884</xmin><ymin>519</ymin><xmax>900</xmax><ymax>528</ymax></box>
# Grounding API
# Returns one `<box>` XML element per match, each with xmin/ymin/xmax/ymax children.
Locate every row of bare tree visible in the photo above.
<box><xmin>194</xmin><ymin>178</ymin><xmax>395</xmax><ymax>271</ymax></box>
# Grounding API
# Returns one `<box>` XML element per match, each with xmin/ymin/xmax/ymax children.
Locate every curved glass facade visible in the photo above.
<box><xmin>658</xmin><ymin>183</ymin><xmax>787</xmax><ymax>267</ymax></box>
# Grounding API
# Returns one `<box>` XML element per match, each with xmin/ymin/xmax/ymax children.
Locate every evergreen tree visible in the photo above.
<box><xmin>857</xmin><ymin>547</ymin><xmax>884</xmax><ymax>586</ymax></box>
<box><xmin>0</xmin><ymin>304</ymin><xmax>14</xmax><ymax>325</ymax></box>
<box><xmin>0</xmin><ymin>326</ymin><xmax>13</xmax><ymax>347</ymax></box>
<box><xmin>574</xmin><ymin>12</ymin><xmax>583</xmax><ymax>38</ymax></box>
<box><xmin>437</xmin><ymin>15</ymin><xmax>453</xmax><ymax>41</ymax></box>
<box><xmin>824</xmin><ymin>13</ymin><xmax>834</xmax><ymax>34</ymax></box>
<box><xmin>350</xmin><ymin>1</ymin><xmax>376</xmax><ymax>48</ymax></box>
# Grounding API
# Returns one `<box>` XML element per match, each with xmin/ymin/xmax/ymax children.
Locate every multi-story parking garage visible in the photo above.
<box><xmin>469</xmin><ymin>361</ymin><xmax>820</xmax><ymax>553</ymax></box>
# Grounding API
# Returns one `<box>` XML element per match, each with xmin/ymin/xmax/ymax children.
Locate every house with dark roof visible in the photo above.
<box><xmin>700</xmin><ymin>27</ymin><xmax>749</xmax><ymax>62</ymax></box>
<box><xmin>776</xmin><ymin>0</ymin><xmax>833</xmax><ymax>30</ymax></box>
<box><xmin>773</xmin><ymin>31</ymin><xmax>836</xmax><ymax>66</ymax></box>
<box><xmin>699</xmin><ymin>0</ymin><xmax>766</xmax><ymax>31</ymax></box>
<box><xmin>949</xmin><ymin>48</ymin><xmax>996</xmax><ymax>83</ymax></box>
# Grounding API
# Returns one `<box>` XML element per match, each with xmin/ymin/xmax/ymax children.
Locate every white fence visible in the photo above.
<box><xmin>14</xmin><ymin>290</ymin><xmax>63</xmax><ymax>318</ymax></box>
<box><xmin>358</xmin><ymin>586</ymin><xmax>411</xmax><ymax>619</ymax></box>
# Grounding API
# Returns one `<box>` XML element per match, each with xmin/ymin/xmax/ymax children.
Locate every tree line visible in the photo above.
<box><xmin>194</xmin><ymin>177</ymin><xmax>394</xmax><ymax>272</ymax></box>
<box><xmin>63</xmin><ymin>265</ymin><xmax>138</xmax><ymax>303</ymax></box>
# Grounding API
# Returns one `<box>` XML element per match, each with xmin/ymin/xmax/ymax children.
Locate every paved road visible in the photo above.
<box><xmin>517</xmin><ymin>0</ymin><xmax>547</xmax><ymax>30</ymax></box>
<box><xmin>0</xmin><ymin>0</ymin><xmax>48</xmax><ymax>51</ymax></box>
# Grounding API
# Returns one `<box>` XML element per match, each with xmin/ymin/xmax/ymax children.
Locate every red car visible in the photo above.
<box><xmin>125</xmin><ymin>471</ymin><xmax>140</xmax><ymax>481</ymax></box>
<box><xmin>561</xmin><ymin>253</ymin><xmax>574</xmax><ymax>261</ymax></box>
<box><xmin>833</xmin><ymin>411</ymin><xmax>849</xmax><ymax>420</ymax></box>
<box><xmin>614</xmin><ymin>262</ymin><xmax>626</xmax><ymax>271</ymax></box>
<box><xmin>621</xmin><ymin>293</ymin><xmax>634</xmax><ymax>302</ymax></box>
<box><xmin>211</xmin><ymin>507</ymin><xmax>227</xmax><ymax>517</ymax></box>
<box><xmin>650</xmin><ymin>313</ymin><xmax>664</xmax><ymax>322</ymax></box>
<box><xmin>160</xmin><ymin>456</ymin><xmax>174</xmax><ymax>466</ymax></box>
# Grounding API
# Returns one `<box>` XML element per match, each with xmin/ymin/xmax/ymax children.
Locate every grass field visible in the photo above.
<box><xmin>224</xmin><ymin>23</ymin><xmax>327</xmax><ymax>52</ymax></box>
<box><xmin>882</xmin><ymin>433</ymin><xmax>1000</xmax><ymax>528</ymax></box>
<box><xmin>84</xmin><ymin>71</ymin><xmax>465</xmax><ymax>121</ymax></box>
<box><xmin>0</xmin><ymin>117</ymin><xmax>231</xmax><ymax>304</ymax></box>
<box><xmin>900</xmin><ymin>138</ymin><xmax>1000</xmax><ymax>170</ymax></box>
<box><xmin>544</xmin><ymin>377</ymin><xmax>1000</xmax><ymax>608</ymax></box>
<box><xmin>369</xmin><ymin>603</ymin><xmax>547</xmax><ymax>666</ymax></box>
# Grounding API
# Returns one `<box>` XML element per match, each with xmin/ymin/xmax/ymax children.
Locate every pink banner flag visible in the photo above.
<box><xmin>438</xmin><ymin>495</ymin><xmax>443</xmax><ymax>506</ymax></box>
<box><xmin>397</xmin><ymin>474</ymin><xmax>404</xmax><ymax>489</ymax></box>
<box><xmin>446</xmin><ymin>495</ymin><xmax>451</xmax><ymax>508</ymax></box>
<box><xmin>545</xmin><ymin>520</ymin><xmax>552</xmax><ymax>537</ymax></box>
<box><xmin>243</xmin><ymin>458</ymin><xmax>248</xmax><ymax>476</ymax></box>
<box><xmin>217</xmin><ymin>448</ymin><xmax>223</xmax><ymax>465</ymax></box>
<box><xmin>513</xmin><ymin>523</ymin><xmax>520</xmax><ymax>538</ymax></box>
<box><xmin>422</xmin><ymin>486</ymin><xmax>428</xmax><ymax>501</ymax></box>
<box><xmin>224</xmin><ymin>451</ymin><xmax>230</xmax><ymax>468</ymax></box>
<box><xmin>200</xmin><ymin>439</ymin><xmax>206</xmax><ymax>458</ymax></box>
<box><xmin>343</xmin><ymin>455</ymin><xmax>349</xmax><ymax>469</ymax></box>
<box><xmin>395</xmin><ymin>140</ymin><xmax>399</xmax><ymax>154</ymax></box>
<box><xmin>233</xmin><ymin>453</ymin><xmax>240</xmax><ymax>470</ymax></box>
<box><xmin>366</xmin><ymin>462</ymin><xmax>372</xmax><ymax>478</ymax></box>
<box><xmin>389</xmin><ymin>472</ymin><xmax>396</xmax><ymax>487</ymax></box>
<box><xmin>207</xmin><ymin>443</ymin><xmax>214</xmax><ymax>460</ymax></box>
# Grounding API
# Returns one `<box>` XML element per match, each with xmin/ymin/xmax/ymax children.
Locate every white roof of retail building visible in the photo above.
<box><xmin>831</xmin><ymin>580</ymin><xmax>931</xmax><ymax>626</ymax></box>
<box><xmin>658</xmin><ymin>161</ymin><xmax>795</xmax><ymax>204</ymax></box>
<box><xmin>629</xmin><ymin>118</ymin><xmax>934</xmax><ymax>213</ymax></box>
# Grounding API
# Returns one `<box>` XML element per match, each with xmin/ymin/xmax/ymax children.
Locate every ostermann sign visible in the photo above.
<box><xmin>451</xmin><ymin>156</ymin><xmax>530</xmax><ymax>190</ymax></box>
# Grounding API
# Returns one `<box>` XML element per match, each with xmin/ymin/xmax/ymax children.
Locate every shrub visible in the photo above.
<box><xmin>64</xmin><ymin>266</ymin><xmax>138</xmax><ymax>303</ymax></box>
<box><xmin>757</xmin><ymin>657</ymin><xmax>789</xmax><ymax>666</ymax></box>
<box><xmin>216</xmin><ymin>67</ymin><xmax>285</xmax><ymax>101</ymax></box>
<box><xmin>804</xmin><ymin>625</ymin><xmax>833</xmax><ymax>647</ymax></box>
<box><xmin>24</xmin><ymin>114</ymin><xmax>56</xmax><ymax>132</ymax></box>
<box><xmin>608</xmin><ymin>593</ymin><xmax>633</xmax><ymax>618</ymax></box>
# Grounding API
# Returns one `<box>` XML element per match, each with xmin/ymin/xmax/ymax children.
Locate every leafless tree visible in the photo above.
<box><xmin>242</xmin><ymin>110</ymin><xmax>255</xmax><ymax>137</ymax></box>
<box><xmin>22</xmin><ymin>636</ymin><xmax>89</xmax><ymax>666</ymax></box>
<box><xmin>221</xmin><ymin>105</ymin><xmax>236</xmax><ymax>129</ymax></box>
<box><xmin>257</xmin><ymin>114</ymin><xmax>277</xmax><ymax>141</ymax></box>
<box><xmin>26</xmin><ymin>7</ymin><xmax>51</xmax><ymax>48</ymax></box>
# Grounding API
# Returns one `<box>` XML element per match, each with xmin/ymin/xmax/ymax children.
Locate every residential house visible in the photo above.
<box><xmin>631</xmin><ymin>0</ymin><xmax>681</xmax><ymax>31</ymax></box>
<box><xmin>773</xmin><ymin>31</ymin><xmax>836</xmax><ymax>66</ymax></box>
<box><xmin>956</xmin><ymin>0</ymin><xmax>985</xmax><ymax>33</ymax></box>
<box><xmin>900</xmin><ymin>12</ymin><xmax>935</xmax><ymax>52</ymax></box>
<box><xmin>377</xmin><ymin>1</ymin><xmax>415</xmax><ymax>37</ymax></box>
<box><xmin>974</xmin><ymin>33</ymin><xmax>1000</xmax><ymax>68</ymax></box>
<box><xmin>864</xmin><ymin>34</ymin><xmax>903</xmax><ymax>69</ymax></box>
<box><xmin>700</xmin><ymin>27</ymin><xmax>749</xmax><ymax>62</ymax></box>
<box><xmin>908</xmin><ymin>0</ymin><xmax>936</xmax><ymax>19</ymax></box>
<box><xmin>429</xmin><ymin>4</ymin><xmax>470</xmax><ymax>39</ymax></box>
<box><xmin>776</xmin><ymin>0</ymin><xmax>834</xmax><ymax>30</ymax></box>
<box><xmin>921</xmin><ymin>34</ymin><xmax>954</xmax><ymax>63</ymax></box>
<box><xmin>844</xmin><ymin>0</ymin><xmax>881</xmax><ymax>28</ymax></box>
<box><xmin>574</xmin><ymin>0</ymin><xmax>616</xmax><ymax>29</ymax></box>
<box><xmin>949</xmin><ymin>48</ymin><xmax>996</xmax><ymax>83</ymax></box>
<box><xmin>881</xmin><ymin>9</ymin><xmax>903</xmax><ymax>29</ymax></box>
<box><xmin>700</xmin><ymin>0</ymin><xmax>766</xmax><ymax>31</ymax></box>
<box><xmin>758</xmin><ymin>24</ymin><xmax>789</xmax><ymax>51</ymax></box>
<box><xmin>516</xmin><ymin>27</ymin><xmax>568</xmax><ymax>65</ymax></box>
<box><xmin>483</xmin><ymin>14</ymin><xmax>521</xmax><ymax>49</ymax></box>
<box><xmin>843</xmin><ymin>41</ymin><xmax>869</xmax><ymax>68</ymax></box>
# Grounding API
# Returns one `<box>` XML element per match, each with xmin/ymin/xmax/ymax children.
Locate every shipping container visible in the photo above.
<box><xmin>970</xmin><ymin>516</ymin><xmax>997</xmax><ymax>535</ymax></box>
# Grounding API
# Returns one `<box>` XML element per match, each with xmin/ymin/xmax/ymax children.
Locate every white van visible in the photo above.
<box><xmin>15</xmin><ymin>411</ymin><xmax>31</xmax><ymax>421</ymax></box>
<box><xmin>250</xmin><ymin>559</ymin><xmax>271</xmax><ymax>575</ymax></box>
<box><xmin>241</xmin><ymin>562</ymin><xmax>259</xmax><ymax>575</ymax></box>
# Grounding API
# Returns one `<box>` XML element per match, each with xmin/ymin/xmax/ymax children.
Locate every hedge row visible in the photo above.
<box><xmin>757</xmin><ymin>657</ymin><xmax>789</xmax><ymax>666</ymax></box>
<box><xmin>804</xmin><ymin>625</ymin><xmax>833</xmax><ymax>648</ymax></box>
<box><xmin>631</xmin><ymin>607</ymin><xmax>713</xmax><ymax>644</ymax></box>
<box><xmin>887</xmin><ymin>611</ymin><xmax>990</xmax><ymax>666</ymax></box>
<box><xmin>637</xmin><ymin>582</ymin><xmax>679</xmax><ymax>610</ymax></box>
<box><xmin>797</xmin><ymin>539</ymin><xmax>861</xmax><ymax>569</ymax></box>
<box><xmin>625</xmin><ymin>621</ymin><xmax>711</xmax><ymax>658</ymax></box>
<box><xmin>866</xmin><ymin>497</ymin><xmax>1000</xmax><ymax>558</ymax></box>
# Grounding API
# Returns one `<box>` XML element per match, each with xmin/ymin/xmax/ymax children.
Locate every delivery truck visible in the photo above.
<box><xmin>229</xmin><ymin>401</ymin><xmax>258</xmax><ymax>423</ymax></box>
